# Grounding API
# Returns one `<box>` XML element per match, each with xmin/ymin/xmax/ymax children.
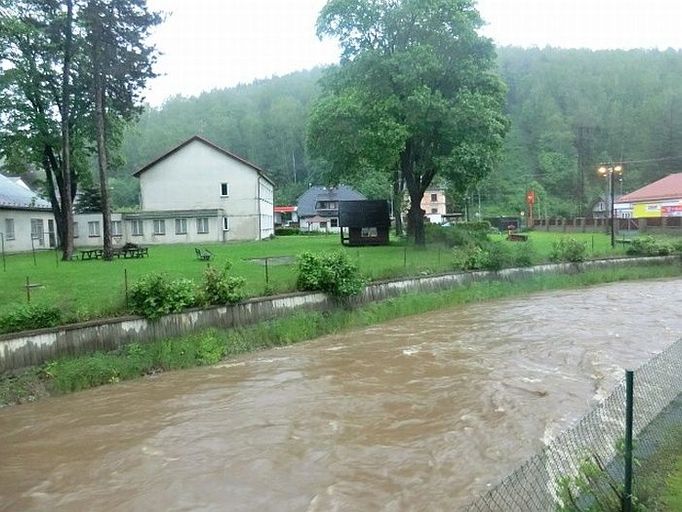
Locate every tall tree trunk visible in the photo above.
<box><xmin>60</xmin><ymin>0</ymin><xmax>75</xmax><ymax>261</ymax></box>
<box><xmin>407</xmin><ymin>189</ymin><xmax>426</xmax><ymax>246</ymax></box>
<box><xmin>95</xmin><ymin>73</ymin><xmax>113</xmax><ymax>260</ymax></box>
<box><xmin>401</xmin><ymin>143</ymin><xmax>427</xmax><ymax>246</ymax></box>
<box><xmin>392</xmin><ymin>169</ymin><xmax>403</xmax><ymax>236</ymax></box>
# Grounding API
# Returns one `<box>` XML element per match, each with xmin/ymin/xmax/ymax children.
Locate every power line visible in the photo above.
<box><xmin>604</xmin><ymin>154</ymin><xmax>682</xmax><ymax>166</ymax></box>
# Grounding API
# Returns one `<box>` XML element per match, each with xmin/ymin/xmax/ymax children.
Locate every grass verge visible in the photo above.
<box><xmin>662</xmin><ymin>455</ymin><xmax>682</xmax><ymax>510</ymax></box>
<box><xmin>1</xmin><ymin>262</ymin><xmax>681</xmax><ymax>407</ymax></box>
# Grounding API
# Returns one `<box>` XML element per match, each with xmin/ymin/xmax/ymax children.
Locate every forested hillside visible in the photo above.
<box><xmin>117</xmin><ymin>47</ymin><xmax>682</xmax><ymax>216</ymax></box>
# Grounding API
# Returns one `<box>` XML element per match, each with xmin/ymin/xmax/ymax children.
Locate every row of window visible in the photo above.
<box><xmin>3</xmin><ymin>218</ymin><xmax>44</xmax><ymax>241</ymax></box>
<box><xmin>75</xmin><ymin>218</ymin><xmax>227</xmax><ymax>237</ymax></box>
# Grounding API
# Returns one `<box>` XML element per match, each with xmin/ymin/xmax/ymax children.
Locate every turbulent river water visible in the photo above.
<box><xmin>2</xmin><ymin>278</ymin><xmax>682</xmax><ymax>512</ymax></box>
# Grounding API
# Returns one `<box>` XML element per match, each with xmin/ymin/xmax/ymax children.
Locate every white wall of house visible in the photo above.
<box><xmin>300</xmin><ymin>217</ymin><xmax>340</xmax><ymax>233</ymax></box>
<box><xmin>0</xmin><ymin>209</ymin><xmax>56</xmax><ymax>253</ymax></box>
<box><xmin>138</xmin><ymin>139</ymin><xmax>274</xmax><ymax>241</ymax></box>
<box><xmin>73</xmin><ymin>211</ymin><xmax>238</xmax><ymax>247</ymax></box>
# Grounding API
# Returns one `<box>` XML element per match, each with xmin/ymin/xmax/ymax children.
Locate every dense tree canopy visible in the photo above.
<box><xmin>308</xmin><ymin>0</ymin><xmax>509</xmax><ymax>244</ymax></box>
<box><xmin>115</xmin><ymin>47</ymin><xmax>682</xmax><ymax>221</ymax></box>
<box><xmin>0</xmin><ymin>0</ymin><xmax>159</xmax><ymax>259</ymax></box>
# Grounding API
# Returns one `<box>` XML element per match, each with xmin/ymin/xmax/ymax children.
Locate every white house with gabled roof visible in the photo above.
<box><xmin>75</xmin><ymin>136</ymin><xmax>275</xmax><ymax>247</ymax></box>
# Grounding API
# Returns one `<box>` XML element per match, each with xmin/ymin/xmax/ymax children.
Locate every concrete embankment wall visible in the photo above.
<box><xmin>1</xmin><ymin>256</ymin><xmax>679</xmax><ymax>373</ymax></box>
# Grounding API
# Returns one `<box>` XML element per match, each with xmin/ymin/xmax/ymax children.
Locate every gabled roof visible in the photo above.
<box><xmin>296</xmin><ymin>185</ymin><xmax>366</xmax><ymax>218</ymax></box>
<box><xmin>132</xmin><ymin>135</ymin><xmax>275</xmax><ymax>185</ymax></box>
<box><xmin>0</xmin><ymin>173</ymin><xmax>51</xmax><ymax>210</ymax></box>
<box><xmin>619</xmin><ymin>173</ymin><xmax>682</xmax><ymax>203</ymax></box>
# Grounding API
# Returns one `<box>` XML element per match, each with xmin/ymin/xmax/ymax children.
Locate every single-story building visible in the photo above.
<box><xmin>0</xmin><ymin>173</ymin><xmax>56</xmax><ymax>253</ymax></box>
<box><xmin>338</xmin><ymin>200</ymin><xmax>391</xmax><ymax>246</ymax></box>
<box><xmin>617</xmin><ymin>173</ymin><xmax>682</xmax><ymax>218</ymax></box>
<box><xmin>274</xmin><ymin>206</ymin><xmax>298</xmax><ymax>227</ymax></box>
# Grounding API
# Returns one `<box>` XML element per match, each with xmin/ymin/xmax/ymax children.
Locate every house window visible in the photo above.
<box><xmin>30</xmin><ymin>218</ymin><xmax>45</xmax><ymax>246</ymax></box>
<box><xmin>320</xmin><ymin>221</ymin><xmax>327</xmax><ymax>229</ymax></box>
<box><xmin>73</xmin><ymin>222</ymin><xmax>79</xmax><ymax>238</ymax></box>
<box><xmin>175</xmin><ymin>218</ymin><xmax>187</xmax><ymax>234</ymax></box>
<box><xmin>130</xmin><ymin>219</ymin><xmax>143</xmax><ymax>236</ymax></box>
<box><xmin>112</xmin><ymin>220</ymin><xmax>122</xmax><ymax>237</ymax></box>
<box><xmin>361</xmin><ymin>227</ymin><xmax>378</xmax><ymax>238</ymax></box>
<box><xmin>220</xmin><ymin>183</ymin><xmax>230</xmax><ymax>197</ymax></box>
<box><xmin>88</xmin><ymin>221</ymin><xmax>101</xmax><ymax>237</ymax></box>
<box><xmin>153</xmin><ymin>219</ymin><xmax>166</xmax><ymax>235</ymax></box>
<box><xmin>222</xmin><ymin>217</ymin><xmax>230</xmax><ymax>231</ymax></box>
<box><xmin>431</xmin><ymin>208</ymin><xmax>438</xmax><ymax>214</ymax></box>
<box><xmin>4</xmin><ymin>218</ymin><xmax>14</xmax><ymax>240</ymax></box>
<box><xmin>197</xmin><ymin>217</ymin><xmax>209</xmax><ymax>234</ymax></box>
<box><xmin>330</xmin><ymin>218</ymin><xmax>338</xmax><ymax>228</ymax></box>
<box><xmin>431</xmin><ymin>193</ymin><xmax>438</xmax><ymax>202</ymax></box>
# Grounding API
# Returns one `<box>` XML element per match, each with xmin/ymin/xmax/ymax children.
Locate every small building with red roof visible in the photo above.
<box><xmin>618</xmin><ymin>173</ymin><xmax>682</xmax><ymax>218</ymax></box>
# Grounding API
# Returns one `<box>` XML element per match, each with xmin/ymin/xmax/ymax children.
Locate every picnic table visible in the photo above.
<box><xmin>79</xmin><ymin>245</ymin><xmax>149</xmax><ymax>260</ymax></box>
<box><xmin>79</xmin><ymin>248</ymin><xmax>103</xmax><ymax>260</ymax></box>
<box><xmin>114</xmin><ymin>243</ymin><xmax>149</xmax><ymax>258</ymax></box>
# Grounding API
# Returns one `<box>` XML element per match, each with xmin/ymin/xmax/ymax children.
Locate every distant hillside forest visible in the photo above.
<box><xmin>115</xmin><ymin>47</ymin><xmax>682</xmax><ymax>217</ymax></box>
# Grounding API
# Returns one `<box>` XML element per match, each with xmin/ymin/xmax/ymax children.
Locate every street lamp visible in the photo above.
<box><xmin>597</xmin><ymin>164</ymin><xmax>623</xmax><ymax>248</ymax></box>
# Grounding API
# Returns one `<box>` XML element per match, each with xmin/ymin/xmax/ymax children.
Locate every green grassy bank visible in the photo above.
<box><xmin>663</xmin><ymin>456</ymin><xmax>682</xmax><ymax>510</ymax></box>
<box><xmin>1</xmin><ymin>262</ymin><xmax>681</xmax><ymax>408</ymax></box>
<box><xmin>0</xmin><ymin>232</ymin><xmax>634</xmax><ymax>319</ymax></box>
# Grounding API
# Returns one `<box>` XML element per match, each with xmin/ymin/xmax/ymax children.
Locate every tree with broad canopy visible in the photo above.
<box><xmin>308</xmin><ymin>0</ymin><xmax>509</xmax><ymax>245</ymax></box>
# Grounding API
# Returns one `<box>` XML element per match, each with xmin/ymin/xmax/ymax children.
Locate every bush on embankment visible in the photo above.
<box><xmin>2</xmin><ymin>262</ymin><xmax>682</xmax><ymax>407</ymax></box>
<box><xmin>128</xmin><ymin>263</ymin><xmax>246</xmax><ymax>319</ymax></box>
<box><xmin>0</xmin><ymin>303</ymin><xmax>63</xmax><ymax>334</ymax></box>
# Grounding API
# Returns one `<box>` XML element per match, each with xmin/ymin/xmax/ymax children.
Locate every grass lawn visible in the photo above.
<box><xmin>0</xmin><ymin>230</ymin><xmax>658</xmax><ymax>322</ymax></box>
<box><xmin>663</xmin><ymin>455</ymin><xmax>682</xmax><ymax>510</ymax></box>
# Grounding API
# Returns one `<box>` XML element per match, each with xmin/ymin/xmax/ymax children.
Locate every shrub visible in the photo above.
<box><xmin>484</xmin><ymin>242</ymin><xmax>514</xmax><ymax>271</ymax></box>
<box><xmin>199</xmin><ymin>262</ymin><xmax>246</xmax><ymax>306</ymax></box>
<box><xmin>452</xmin><ymin>245</ymin><xmax>490</xmax><ymax>271</ymax></box>
<box><xmin>274</xmin><ymin>227</ymin><xmax>299</xmax><ymax>236</ymax></box>
<box><xmin>626</xmin><ymin>236</ymin><xmax>674</xmax><ymax>256</ymax></box>
<box><xmin>452</xmin><ymin>242</ymin><xmax>514</xmax><ymax>272</ymax></box>
<box><xmin>424</xmin><ymin>223</ymin><xmax>490</xmax><ymax>248</ymax></box>
<box><xmin>0</xmin><ymin>303</ymin><xmax>63</xmax><ymax>334</ymax></box>
<box><xmin>129</xmin><ymin>273</ymin><xmax>196</xmax><ymax>319</ymax></box>
<box><xmin>513</xmin><ymin>241</ymin><xmax>537</xmax><ymax>267</ymax></box>
<box><xmin>296</xmin><ymin>251</ymin><xmax>366</xmax><ymax>297</ymax></box>
<box><xmin>549</xmin><ymin>238</ymin><xmax>587</xmax><ymax>263</ymax></box>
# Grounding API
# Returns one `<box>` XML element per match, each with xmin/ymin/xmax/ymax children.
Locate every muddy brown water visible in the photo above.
<box><xmin>2</xmin><ymin>278</ymin><xmax>682</xmax><ymax>512</ymax></box>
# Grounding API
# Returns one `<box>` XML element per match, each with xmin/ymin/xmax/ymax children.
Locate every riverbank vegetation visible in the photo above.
<box><xmin>2</xmin><ymin>261</ymin><xmax>681</xmax><ymax>407</ymax></box>
<box><xmin>2</xmin><ymin>231</ymin><xmax>680</xmax><ymax>331</ymax></box>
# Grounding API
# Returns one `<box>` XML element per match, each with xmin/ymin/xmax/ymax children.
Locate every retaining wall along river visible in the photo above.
<box><xmin>0</xmin><ymin>255</ymin><xmax>678</xmax><ymax>373</ymax></box>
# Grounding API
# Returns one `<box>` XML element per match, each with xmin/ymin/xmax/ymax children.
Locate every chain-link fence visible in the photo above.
<box><xmin>463</xmin><ymin>337</ymin><xmax>682</xmax><ymax>512</ymax></box>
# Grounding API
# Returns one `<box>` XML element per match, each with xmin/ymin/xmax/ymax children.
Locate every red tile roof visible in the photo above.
<box><xmin>274</xmin><ymin>206</ymin><xmax>297</xmax><ymax>213</ymax></box>
<box><xmin>619</xmin><ymin>173</ymin><xmax>682</xmax><ymax>203</ymax></box>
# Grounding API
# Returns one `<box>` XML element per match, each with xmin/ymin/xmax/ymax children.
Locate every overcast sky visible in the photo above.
<box><xmin>144</xmin><ymin>0</ymin><xmax>682</xmax><ymax>107</ymax></box>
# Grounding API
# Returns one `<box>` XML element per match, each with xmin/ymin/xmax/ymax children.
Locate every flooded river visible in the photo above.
<box><xmin>2</xmin><ymin>278</ymin><xmax>682</xmax><ymax>511</ymax></box>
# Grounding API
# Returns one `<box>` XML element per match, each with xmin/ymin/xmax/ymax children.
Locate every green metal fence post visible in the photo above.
<box><xmin>623</xmin><ymin>369</ymin><xmax>634</xmax><ymax>512</ymax></box>
<box><xmin>124</xmin><ymin>268</ymin><xmax>129</xmax><ymax>309</ymax></box>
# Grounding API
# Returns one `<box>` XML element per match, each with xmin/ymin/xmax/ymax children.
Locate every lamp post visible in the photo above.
<box><xmin>598</xmin><ymin>164</ymin><xmax>623</xmax><ymax>248</ymax></box>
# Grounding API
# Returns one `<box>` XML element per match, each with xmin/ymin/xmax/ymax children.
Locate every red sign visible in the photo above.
<box><xmin>526</xmin><ymin>190</ymin><xmax>535</xmax><ymax>206</ymax></box>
